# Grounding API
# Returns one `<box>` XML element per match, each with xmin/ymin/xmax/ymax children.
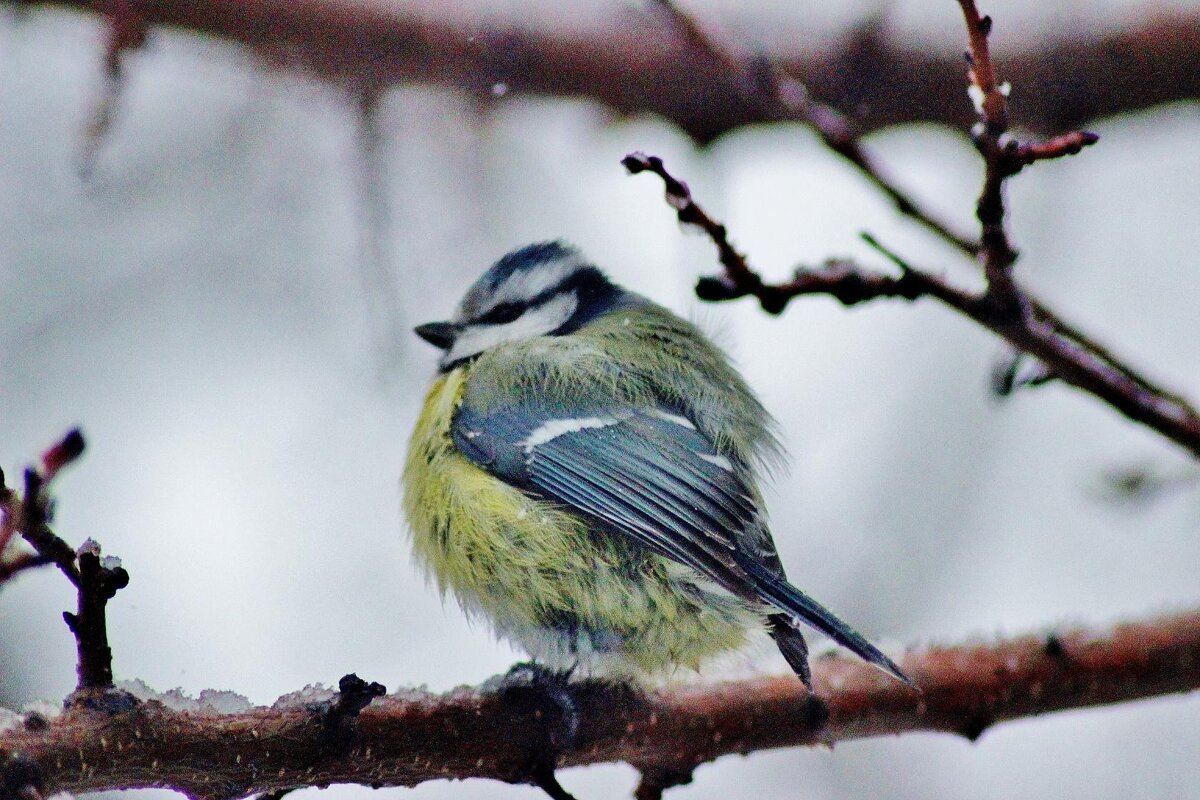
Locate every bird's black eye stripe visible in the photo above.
<box><xmin>477</xmin><ymin>302</ymin><xmax>525</xmax><ymax>325</ymax></box>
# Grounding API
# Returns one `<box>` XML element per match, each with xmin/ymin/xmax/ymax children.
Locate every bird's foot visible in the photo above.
<box><xmin>495</xmin><ymin>662</ymin><xmax>582</xmax><ymax>800</ymax></box>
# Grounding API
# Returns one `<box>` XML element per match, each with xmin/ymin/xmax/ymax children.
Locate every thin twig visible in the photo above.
<box><xmin>955</xmin><ymin>0</ymin><xmax>1099</xmax><ymax>314</ymax></box>
<box><xmin>862</xmin><ymin>235</ymin><xmax>1200</xmax><ymax>457</ymax></box>
<box><xmin>958</xmin><ymin>0</ymin><xmax>1019</xmax><ymax>306</ymax></box>
<box><xmin>620</xmin><ymin>153</ymin><xmax>758</xmax><ymax>298</ymax></box>
<box><xmin>13</xmin><ymin>469</ymin><xmax>81</xmax><ymax>588</ymax></box>
<box><xmin>0</xmin><ymin>552</ymin><xmax>55</xmax><ymax>583</ymax></box>
<box><xmin>2</xmin><ymin>610</ymin><xmax>1198</xmax><ymax>798</ymax></box>
<box><xmin>0</xmin><ymin>431</ymin><xmax>132</xmax><ymax>696</ymax></box>
<box><xmin>79</xmin><ymin>0</ymin><xmax>150</xmax><ymax>178</ymax></box>
<box><xmin>1014</xmin><ymin>131</ymin><xmax>1101</xmax><ymax>165</ymax></box>
<box><xmin>652</xmin><ymin>0</ymin><xmax>979</xmax><ymax>257</ymax></box>
<box><xmin>622</xmin><ymin>152</ymin><xmax>944</xmax><ymax>313</ymax></box>
<box><xmin>624</xmin><ymin>152</ymin><xmax>1200</xmax><ymax>457</ymax></box>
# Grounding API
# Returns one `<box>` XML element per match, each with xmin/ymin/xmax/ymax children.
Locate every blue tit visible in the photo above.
<box><xmin>403</xmin><ymin>241</ymin><xmax>908</xmax><ymax>687</ymax></box>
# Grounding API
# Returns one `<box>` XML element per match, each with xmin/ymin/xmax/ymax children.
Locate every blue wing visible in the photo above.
<box><xmin>454</xmin><ymin>402</ymin><xmax>759</xmax><ymax>594</ymax></box>
<box><xmin>452</xmin><ymin>396</ymin><xmax>910</xmax><ymax>685</ymax></box>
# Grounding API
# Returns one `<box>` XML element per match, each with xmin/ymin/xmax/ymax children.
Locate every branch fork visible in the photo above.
<box><xmin>1</xmin><ymin>431</ymin><xmax>132</xmax><ymax>702</ymax></box>
<box><xmin>624</xmin><ymin>0</ymin><xmax>1200</xmax><ymax>460</ymax></box>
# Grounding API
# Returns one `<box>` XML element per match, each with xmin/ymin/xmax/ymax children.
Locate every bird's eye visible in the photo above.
<box><xmin>478</xmin><ymin>302</ymin><xmax>524</xmax><ymax>325</ymax></box>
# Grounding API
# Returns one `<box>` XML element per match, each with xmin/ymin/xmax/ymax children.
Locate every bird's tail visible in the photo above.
<box><xmin>743</xmin><ymin>557</ymin><xmax>913</xmax><ymax>686</ymax></box>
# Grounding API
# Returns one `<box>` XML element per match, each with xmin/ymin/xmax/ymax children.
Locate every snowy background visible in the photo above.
<box><xmin>2</xmin><ymin>1</ymin><xmax>1199</xmax><ymax>798</ymax></box>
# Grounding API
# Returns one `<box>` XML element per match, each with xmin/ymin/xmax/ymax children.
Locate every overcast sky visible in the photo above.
<box><xmin>2</xmin><ymin>3</ymin><xmax>1199</xmax><ymax>799</ymax></box>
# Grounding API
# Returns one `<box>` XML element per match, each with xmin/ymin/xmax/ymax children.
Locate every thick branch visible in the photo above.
<box><xmin>15</xmin><ymin>0</ymin><xmax>1200</xmax><ymax>143</ymax></box>
<box><xmin>1</xmin><ymin>611</ymin><xmax>1198</xmax><ymax>800</ymax></box>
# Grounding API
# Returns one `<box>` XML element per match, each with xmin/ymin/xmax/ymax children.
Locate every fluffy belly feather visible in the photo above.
<box><xmin>403</xmin><ymin>371</ymin><xmax>763</xmax><ymax>675</ymax></box>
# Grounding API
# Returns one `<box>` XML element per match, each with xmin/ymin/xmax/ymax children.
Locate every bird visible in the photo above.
<box><xmin>403</xmin><ymin>241</ymin><xmax>909</xmax><ymax>688</ymax></box>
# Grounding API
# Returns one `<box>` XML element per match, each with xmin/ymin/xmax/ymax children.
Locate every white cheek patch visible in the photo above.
<box><xmin>441</xmin><ymin>291</ymin><xmax>578</xmax><ymax>367</ymax></box>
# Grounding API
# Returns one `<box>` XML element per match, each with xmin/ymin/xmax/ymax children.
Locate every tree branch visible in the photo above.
<box><xmin>862</xmin><ymin>236</ymin><xmax>1200</xmax><ymax>459</ymax></box>
<box><xmin>1</xmin><ymin>6</ymin><xmax>1197</xmax><ymax>798</ymax></box>
<box><xmin>617</xmin><ymin>3</ymin><xmax>1188</xmax><ymax>460</ymax></box>
<box><xmin>650</xmin><ymin>0</ymin><xmax>979</xmax><ymax>259</ymax></box>
<box><xmin>0</xmin><ymin>431</ymin><xmax>131</xmax><ymax>701</ymax></box>
<box><xmin>623</xmin><ymin>152</ymin><xmax>1200</xmax><ymax>458</ymax></box>
<box><xmin>953</xmin><ymin>0</ymin><xmax>1100</xmax><ymax>317</ymax></box>
<box><xmin>0</xmin><ymin>611</ymin><xmax>1197</xmax><ymax>800</ymax></box>
<box><xmin>13</xmin><ymin>0</ymin><xmax>1200</xmax><ymax>143</ymax></box>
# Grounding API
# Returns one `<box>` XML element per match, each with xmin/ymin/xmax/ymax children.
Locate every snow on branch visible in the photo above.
<box><xmin>0</xmin><ymin>611</ymin><xmax>1198</xmax><ymax>800</ymax></box>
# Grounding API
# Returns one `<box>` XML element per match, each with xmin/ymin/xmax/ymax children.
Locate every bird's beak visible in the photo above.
<box><xmin>414</xmin><ymin>321</ymin><xmax>459</xmax><ymax>350</ymax></box>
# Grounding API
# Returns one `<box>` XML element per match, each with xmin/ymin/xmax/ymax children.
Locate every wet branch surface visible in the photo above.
<box><xmin>0</xmin><ymin>611</ymin><xmax>1197</xmax><ymax>800</ymax></box>
<box><xmin>5</xmin><ymin>440</ymin><xmax>1196</xmax><ymax>800</ymax></box>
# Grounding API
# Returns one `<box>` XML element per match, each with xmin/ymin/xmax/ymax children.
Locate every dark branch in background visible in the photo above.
<box><xmin>11</xmin><ymin>0</ymin><xmax>1200</xmax><ymax>143</ymax></box>
<box><xmin>19</xmin><ymin>0</ymin><xmax>1200</xmax><ymax>421</ymax></box>
<box><xmin>650</xmin><ymin>0</ymin><xmax>978</xmax><ymax>258</ymax></box>
<box><xmin>0</xmin><ymin>431</ymin><xmax>131</xmax><ymax>700</ymax></box>
<box><xmin>78</xmin><ymin>0</ymin><xmax>149</xmax><ymax>177</ymax></box>
<box><xmin>0</xmin><ymin>4</ymin><xmax>1196</xmax><ymax>799</ymax></box>
<box><xmin>0</xmin><ymin>611</ymin><xmax>1197</xmax><ymax>800</ymax></box>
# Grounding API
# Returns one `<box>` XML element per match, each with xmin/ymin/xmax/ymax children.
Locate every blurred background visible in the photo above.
<box><xmin>2</xmin><ymin>0</ymin><xmax>1199</xmax><ymax>798</ymax></box>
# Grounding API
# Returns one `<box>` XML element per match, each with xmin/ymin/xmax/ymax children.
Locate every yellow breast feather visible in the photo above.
<box><xmin>402</xmin><ymin>367</ymin><xmax>760</xmax><ymax>675</ymax></box>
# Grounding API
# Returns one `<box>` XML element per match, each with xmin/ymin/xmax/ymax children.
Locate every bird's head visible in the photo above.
<box><xmin>415</xmin><ymin>241</ymin><xmax>625</xmax><ymax>371</ymax></box>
